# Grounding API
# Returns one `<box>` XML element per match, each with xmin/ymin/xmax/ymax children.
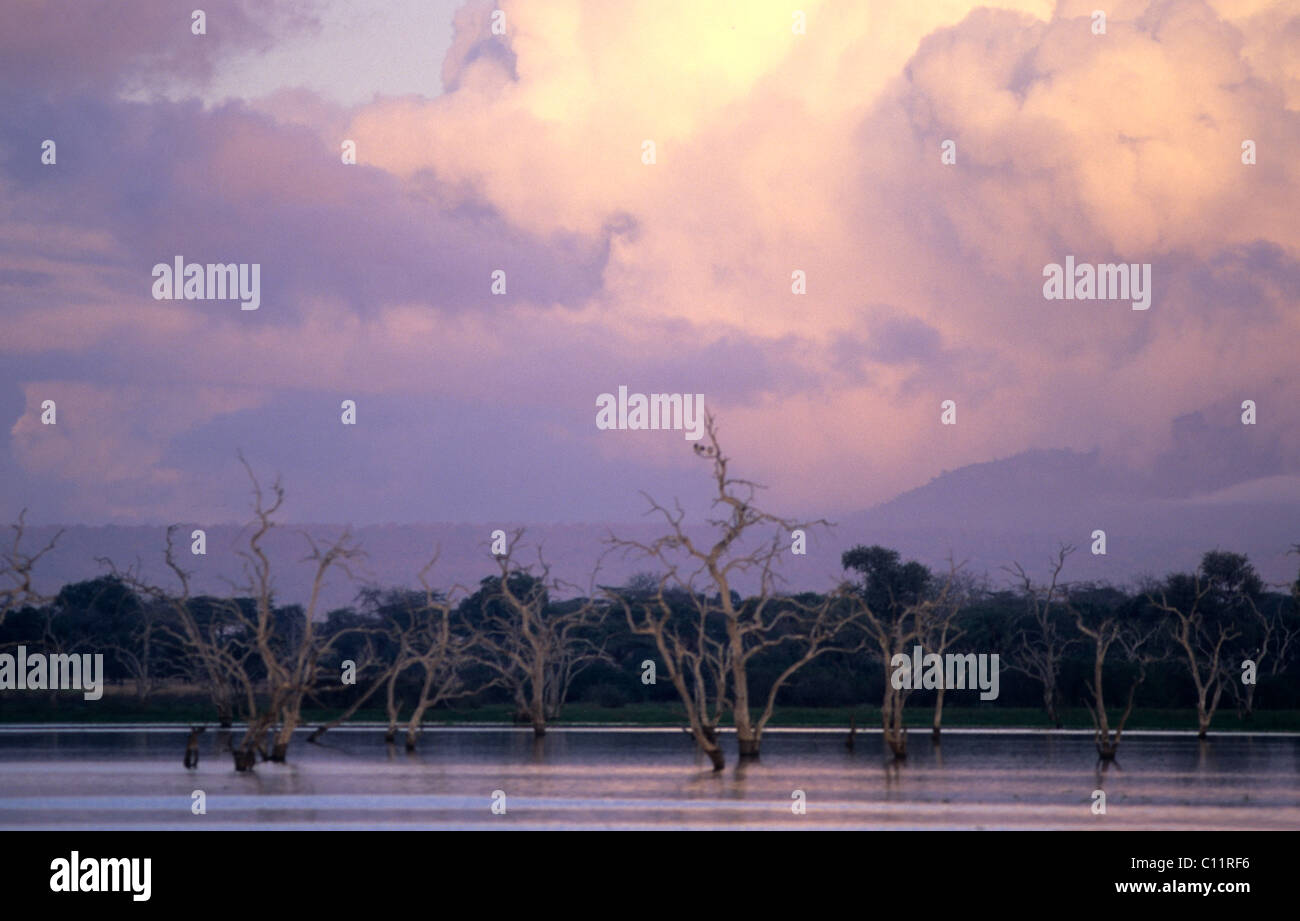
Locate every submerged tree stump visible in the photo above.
<box><xmin>183</xmin><ymin>726</ymin><xmax>205</xmax><ymax>769</ymax></box>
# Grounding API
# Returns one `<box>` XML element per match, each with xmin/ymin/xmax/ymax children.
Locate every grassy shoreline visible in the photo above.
<box><xmin>3</xmin><ymin>699</ymin><xmax>1300</xmax><ymax>732</ymax></box>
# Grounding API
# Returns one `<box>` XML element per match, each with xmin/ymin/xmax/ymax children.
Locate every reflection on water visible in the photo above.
<box><xmin>0</xmin><ymin>726</ymin><xmax>1296</xmax><ymax>829</ymax></box>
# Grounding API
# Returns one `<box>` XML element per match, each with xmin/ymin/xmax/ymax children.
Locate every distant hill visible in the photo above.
<box><xmin>19</xmin><ymin>450</ymin><xmax>1299</xmax><ymax>609</ymax></box>
<box><xmin>834</xmin><ymin>448</ymin><xmax>1299</xmax><ymax>588</ymax></box>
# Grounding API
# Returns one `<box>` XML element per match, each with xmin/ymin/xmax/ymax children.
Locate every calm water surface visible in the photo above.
<box><xmin>0</xmin><ymin>726</ymin><xmax>1296</xmax><ymax>830</ymax></box>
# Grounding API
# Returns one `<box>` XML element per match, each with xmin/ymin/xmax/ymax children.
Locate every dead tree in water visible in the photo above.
<box><xmin>122</xmin><ymin>534</ymin><xmax>262</xmax><ymax>769</ymax></box>
<box><xmin>383</xmin><ymin>653</ymin><xmax>409</xmax><ymax>744</ymax></box>
<box><xmin>1005</xmin><ymin>546</ymin><xmax>1076</xmax><ymax>729</ymax></box>
<box><xmin>398</xmin><ymin>556</ymin><xmax>489</xmax><ymax>751</ymax></box>
<box><xmin>1222</xmin><ymin>551</ymin><xmax>1294</xmax><ymax>723</ymax></box>
<box><xmin>610</xmin><ymin>415</ymin><xmax>856</xmax><ymax>763</ymax></box>
<box><xmin>120</xmin><ymin>461</ymin><xmax>365</xmax><ymax>770</ymax></box>
<box><xmin>1227</xmin><ymin>571</ymin><xmax>1299</xmax><ymax>719</ymax></box>
<box><xmin>1150</xmin><ymin>552</ymin><xmax>1258</xmax><ymax>738</ymax></box>
<box><xmin>1072</xmin><ymin>591</ymin><xmax>1159</xmax><ymax>760</ymax></box>
<box><xmin>306</xmin><ymin>631</ymin><xmax>395</xmax><ymax>742</ymax></box>
<box><xmin>924</xmin><ymin>569</ymin><xmax>973</xmax><ymax>739</ymax></box>
<box><xmin>108</xmin><ymin>531</ymin><xmax>255</xmax><ymax>739</ymax></box>
<box><xmin>466</xmin><ymin>533</ymin><xmax>607</xmax><ymax>738</ymax></box>
<box><xmin>841</xmin><ymin>545</ymin><xmax>958</xmax><ymax>760</ymax></box>
<box><xmin>609</xmin><ymin>573</ymin><xmax>730</xmax><ymax>771</ymax></box>
<box><xmin>155</xmin><ymin>565</ymin><xmax>247</xmax><ymax>730</ymax></box>
<box><xmin>234</xmin><ymin>461</ymin><xmax>364</xmax><ymax>764</ymax></box>
<box><xmin>183</xmin><ymin>726</ymin><xmax>205</xmax><ymax>769</ymax></box>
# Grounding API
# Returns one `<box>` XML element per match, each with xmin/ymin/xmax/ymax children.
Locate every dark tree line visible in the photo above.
<box><xmin>2</xmin><ymin>536</ymin><xmax>1297</xmax><ymax>767</ymax></box>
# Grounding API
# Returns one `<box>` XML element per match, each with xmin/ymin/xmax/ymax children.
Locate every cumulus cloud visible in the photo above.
<box><xmin>1</xmin><ymin>0</ymin><xmax>1297</xmax><ymax>524</ymax></box>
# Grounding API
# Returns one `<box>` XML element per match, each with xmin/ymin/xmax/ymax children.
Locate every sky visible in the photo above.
<box><xmin>1</xmin><ymin>0</ymin><xmax>1297</xmax><ymax>532</ymax></box>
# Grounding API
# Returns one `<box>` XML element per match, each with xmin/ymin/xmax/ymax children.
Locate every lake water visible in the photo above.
<box><xmin>1</xmin><ymin>725</ymin><xmax>1297</xmax><ymax>830</ymax></box>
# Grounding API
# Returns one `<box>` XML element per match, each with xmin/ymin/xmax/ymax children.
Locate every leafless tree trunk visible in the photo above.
<box><xmin>230</xmin><ymin>459</ymin><xmax>363</xmax><ymax>763</ymax></box>
<box><xmin>115</xmin><ymin>460</ymin><xmax>365</xmax><ymax>769</ymax></box>
<box><xmin>841</xmin><ymin>549</ymin><xmax>960</xmax><ymax>760</ymax></box>
<box><xmin>383</xmin><ymin>660</ymin><xmax>407</xmax><ymax>744</ymax></box>
<box><xmin>610</xmin><ymin>415</ymin><xmax>856</xmax><ymax>762</ymax></box>
<box><xmin>847</xmin><ymin>591</ymin><xmax>924</xmax><ymax>759</ymax></box>
<box><xmin>1227</xmin><ymin>588</ymin><xmax>1299</xmax><ymax>720</ymax></box>
<box><xmin>924</xmin><ymin>572</ymin><xmax>972</xmax><ymax>738</ymax></box>
<box><xmin>168</xmin><ymin>596</ymin><xmax>243</xmax><ymax>729</ymax></box>
<box><xmin>1004</xmin><ymin>545</ymin><xmax>1076</xmax><ymax>728</ymax></box>
<box><xmin>469</xmin><ymin>532</ymin><xmax>607</xmax><ymax>738</ymax></box>
<box><xmin>1073</xmin><ymin>602</ymin><xmax>1159</xmax><ymax>759</ymax></box>
<box><xmin>116</xmin><ymin>535</ymin><xmax>261</xmax><ymax>764</ymax></box>
<box><xmin>1150</xmin><ymin>577</ymin><xmax>1238</xmax><ymax>739</ymax></box>
<box><xmin>399</xmin><ymin>556</ymin><xmax>487</xmax><ymax>751</ymax></box>
<box><xmin>307</xmin><ymin>634</ymin><xmax>395</xmax><ymax>742</ymax></box>
<box><xmin>610</xmin><ymin>578</ymin><xmax>729</xmax><ymax>770</ymax></box>
<box><xmin>0</xmin><ymin>510</ymin><xmax>61</xmax><ymax>627</ymax></box>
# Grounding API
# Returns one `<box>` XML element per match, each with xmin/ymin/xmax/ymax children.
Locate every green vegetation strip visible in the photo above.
<box><xmin>3</xmin><ymin>699</ymin><xmax>1299</xmax><ymax>732</ymax></box>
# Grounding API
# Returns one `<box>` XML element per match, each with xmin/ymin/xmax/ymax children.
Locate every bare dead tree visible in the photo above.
<box><xmin>925</xmin><ymin>567</ymin><xmax>974</xmax><ymax>739</ymax></box>
<box><xmin>1149</xmin><ymin>567</ymin><xmax>1243</xmax><ymax>739</ymax></box>
<box><xmin>1072</xmin><ymin>597</ymin><xmax>1160</xmax><ymax>759</ymax></box>
<box><xmin>1004</xmin><ymin>545</ymin><xmax>1076</xmax><ymax>728</ymax></box>
<box><xmin>171</xmin><ymin>598</ymin><xmax>247</xmax><ymax>729</ymax></box>
<box><xmin>118</xmin><ymin>461</ymin><xmax>366</xmax><ymax>769</ymax></box>
<box><xmin>110</xmin><ymin>531</ymin><xmax>257</xmax><ymax>750</ymax></box>
<box><xmin>609</xmin><ymin>414</ymin><xmax>857</xmax><ymax>762</ymax></box>
<box><xmin>0</xmin><ymin>510</ymin><xmax>61</xmax><ymax>627</ymax></box>
<box><xmin>383</xmin><ymin>650</ymin><xmax>413</xmax><ymax>744</ymax></box>
<box><xmin>397</xmin><ymin>555</ymin><xmax>490</xmax><ymax>751</ymax></box>
<box><xmin>841</xmin><ymin>548</ymin><xmax>960</xmax><ymax>759</ymax></box>
<box><xmin>747</xmin><ymin>590</ymin><xmax>866</xmax><ymax>747</ymax></box>
<box><xmin>468</xmin><ymin>531</ymin><xmax>608</xmax><ymax>738</ymax></box>
<box><xmin>229</xmin><ymin>458</ymin><xmax>365</xmax><ymax>763</ymax></box>
<box><xmin>306</xmin><ymin>630</ymin><xmax>394</xmax><ymax>742</ymax></box>
<box><xmin>853</xmin><ymin>594</ymin><xmax>917</xmax><ymax>760</ymax></box>
<box><xmin>1226</xmin><ymin>583</ymin><xmax>1300</xmax><ymax>719</ymax></box>
<box><xmin>608</xmin><ymin>574</ymin><xmax>730</xmax><ymax>769</ymax></box>
<box><xmin>305</xmin><ymin>588</ymin><xmax>433</xmax><ymax>745</ymax></box>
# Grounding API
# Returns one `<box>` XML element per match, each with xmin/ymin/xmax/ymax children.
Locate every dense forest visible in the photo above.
<box><xmin>2</xmin><ymin>547</ymin><xmax>1296</xmax><ymax>738</ymax></box>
